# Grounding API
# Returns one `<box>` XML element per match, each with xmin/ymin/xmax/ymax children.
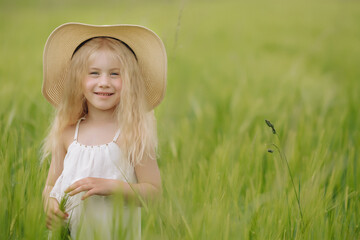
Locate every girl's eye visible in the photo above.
<box><xmin>90</xmin><ymin>72</ymin><xmax>99</xmax><ymax>75</ymax></box>
<box><xmin>111</xmin><ymin>73</ymin><xmax>120</xmax><ymax>76</ymax></box>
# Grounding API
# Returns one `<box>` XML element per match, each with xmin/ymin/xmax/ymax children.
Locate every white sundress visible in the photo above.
<box><xmin>49</xmin><ymin>118</ymin><xmax>141</xmax><ymax>240</ymax></box>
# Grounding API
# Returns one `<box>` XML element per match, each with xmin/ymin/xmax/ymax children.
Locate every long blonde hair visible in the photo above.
<box><xmin>42</xmin><ymin>37</ymin><xmax>157</xmax><ymax>166</ymax></box>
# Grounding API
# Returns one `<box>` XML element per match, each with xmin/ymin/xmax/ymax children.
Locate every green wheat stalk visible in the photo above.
<box><xmin>265</xmin><ymin>120</ymin><xmax>304</xmax><ymax>224</ymax></box>
<box><xmin>58</xmin><ymin>193</ymin><xmax>72</xmax><ymax>240</ymax></box>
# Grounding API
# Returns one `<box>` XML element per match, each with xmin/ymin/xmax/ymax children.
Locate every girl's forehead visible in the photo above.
<box><xmin>88</xmin><ymin>49</ymin><xmax>121</xmax><ymax>65</ymax></box>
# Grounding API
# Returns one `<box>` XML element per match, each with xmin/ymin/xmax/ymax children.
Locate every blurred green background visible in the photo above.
<box><xmin>1</xmin><ymin>0</ymin><xmax>359</xmax><ymax>239</ymax></box>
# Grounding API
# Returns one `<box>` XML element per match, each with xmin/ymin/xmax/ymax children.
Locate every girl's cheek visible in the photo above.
<box><xmin>82</xmin><ymin>78</ymin><xmax>91</xmax><ymax>89</ymax></box>
<box><xmin>115</xmin><ymin>79</ymin><xmax>122</xmax><ymax>92</ymax></box>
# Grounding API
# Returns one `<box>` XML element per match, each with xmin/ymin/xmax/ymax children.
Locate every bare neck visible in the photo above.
<box><xmin>85</xmin><ymin>106</ymin><xmax>117</xmax><ymax>125</ymax></box>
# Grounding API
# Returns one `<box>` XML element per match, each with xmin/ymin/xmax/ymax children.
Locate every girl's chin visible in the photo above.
<box><xmin>86</xmin><ymin>102</ymin><xmax>118</xmax><ymax>112</ymax></box>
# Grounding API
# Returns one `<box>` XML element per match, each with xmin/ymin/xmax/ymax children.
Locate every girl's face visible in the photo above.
<box><xmin>82</xmin><ymin>49</ymin><xmax>122</xmax><ymax>113</ymax></box>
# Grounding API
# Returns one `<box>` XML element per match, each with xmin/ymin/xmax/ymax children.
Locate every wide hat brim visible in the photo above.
<box><xmin>42</xmin><ymin>22</ymin><xmax>167</xmax><ymax>109</ymax></box>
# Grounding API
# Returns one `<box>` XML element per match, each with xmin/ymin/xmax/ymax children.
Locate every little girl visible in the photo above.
<box><xmin>41</xmin><ymin>22</ymin><xmax>167</xmax><ymax>239</ymax></box>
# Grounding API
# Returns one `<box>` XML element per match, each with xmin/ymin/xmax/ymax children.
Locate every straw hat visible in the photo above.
<box><xmin>42</xmin><ymin>22</ymin><xmax>167</xmax><ymax>109</ymax></box>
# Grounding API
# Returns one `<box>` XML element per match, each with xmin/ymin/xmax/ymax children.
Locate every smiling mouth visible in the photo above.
<box><xmin>94</xmin><ymin>92</ymin><xmax>114</xmax><ymax>96</ymax></box>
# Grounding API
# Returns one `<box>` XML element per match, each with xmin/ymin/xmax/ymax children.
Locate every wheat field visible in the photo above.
<box><xmin>0</xmin><ymin>0</ymin><xmax>359</xmax><ymax>239</ymax></box>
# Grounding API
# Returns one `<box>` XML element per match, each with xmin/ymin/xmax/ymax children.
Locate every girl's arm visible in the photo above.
<box><xmin>122</xmin><ymin>151</ymin><xmax>162</xmax><ymax>202</ymax></box>
<box><xmin>42</xmin><ymin>128</ymin><xmax>71</xmax><ymax>205</ymax></box>
<box><xmin>42</xmin><ymin>143</ymin><xmax>67</xmax><ymax>229</ymax></box>
<box><xmin>42</xmin><ymin>126</ymin><xmax>73</xmax><ymax>204</ymax></box>
<box><xmin>42</xmin><ymin>149</ymin><xmax>65</xmax><ymax>207</ymax></box>
<box><xmin>43</xmin><ymin>127</ymin><xmax>73</xmax><ymax>229</ymax></box>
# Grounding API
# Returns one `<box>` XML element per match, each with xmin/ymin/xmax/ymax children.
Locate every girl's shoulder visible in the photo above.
<box><xmin>62</xmin><ymin>123</ymin><xmax>77</xmax><ymax>151</ymax></box>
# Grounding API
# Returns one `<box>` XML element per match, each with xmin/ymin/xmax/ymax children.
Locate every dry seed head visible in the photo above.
<box><xmin>265</xmin><ymin>119</ymin><xmax>276</xmax><ymax>134</ymax></box>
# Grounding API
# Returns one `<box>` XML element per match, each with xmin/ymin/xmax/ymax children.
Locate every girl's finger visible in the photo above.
<box><xmin>82</xmin><ymin>189</ymin><xmax>96</xmax><ymax>200</ymax></box>
<box><xmin>46</xmin><ymin>219</ymin><xmax>52</xmax><ymax>228</ymax></box>
<box><xmin>65</xmin><ymin>181</ymin><xmax>81</xmax><ymax>193</ymax></box>
<box><xmin>49</xmin><ymin>217</ymin><xmax>60</xmax><ymax>229</ymax></box>
<box><xmin>69</xmin><ymin>185</ymin><xmax>91</xmax><ymax>196</ymax></box>
<box><xmin>54</xmin><ymin>209</ymin><xmax>67</xmax><ymax>219</ymax></box>
<box><xmin>65</xmin><ymin>178</ymin><xmax>91</xmax><ymax>193</ymax></box>
<box><xmin>65</xmin><ymin>183</ymin><xmax>77</xmax><ymax>193</ymax></box>
<box><xmin>46</xmin><ymin>223</ymin><xmax>52</xmax><ymax>230</ymax></box>
<box><xmin>46</xmin><ymin>218</ymin><xmax>57</xmax><ymax>230</ymax></box>
<box><xmin>47</xmin><ymin>219</ymin><xmax>53</xmax><ymax>228</ymax></box>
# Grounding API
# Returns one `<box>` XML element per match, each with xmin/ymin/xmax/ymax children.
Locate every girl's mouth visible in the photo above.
<box><xmin>94</xmin><ymin>92</ymin><xmax>114</xmax><ymax>96</ymax></box>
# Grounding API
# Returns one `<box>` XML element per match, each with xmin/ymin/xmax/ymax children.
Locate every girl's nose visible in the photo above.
<box><xmin>99</xmin><ymin>74</ymin><xmax>110</xmax><ymax>87</ymax></box>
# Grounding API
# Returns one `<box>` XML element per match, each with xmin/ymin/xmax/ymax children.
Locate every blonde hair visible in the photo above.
<box><xmin>42</xmin><ymin>37</ymin><xmax>157</xmax><ymax>166</ymax></box>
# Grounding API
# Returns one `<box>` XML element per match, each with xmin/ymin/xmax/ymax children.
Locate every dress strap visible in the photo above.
<box><xmin>74</xmin><ymin>117</ymin><xmax>86</xmax><ymax>141</ymax></box>
<box><xmin>113</xmin><ymin>129</ymin><xmax>121</xmax><ymax>142</ymax></box>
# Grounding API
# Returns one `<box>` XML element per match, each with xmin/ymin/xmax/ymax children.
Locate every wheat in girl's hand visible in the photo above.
<box><xmin>58</xmin><ymin>194</ymin><xmax>71</xmax><ymax>240</ymax></box>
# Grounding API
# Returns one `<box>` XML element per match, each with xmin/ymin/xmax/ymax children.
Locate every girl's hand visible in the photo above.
<box><xmin>45</xmin><ymin>198</ymin><xmax>68</xmax><ymax>230</ymax></box>
<box><xmin>65</xmin><ymin>177</ymin><xmax>120</xmax><ymax>200</ymax></box>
